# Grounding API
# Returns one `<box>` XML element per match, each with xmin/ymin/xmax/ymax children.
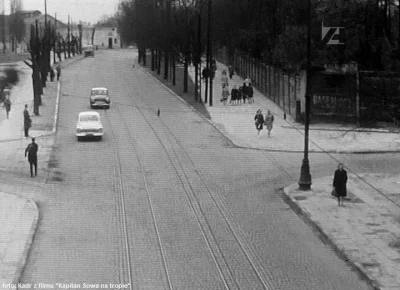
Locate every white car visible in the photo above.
<box><xmin>76</xmin><ymin>111</ymin><xmax>104</xmax><ymax>141</ymax></box>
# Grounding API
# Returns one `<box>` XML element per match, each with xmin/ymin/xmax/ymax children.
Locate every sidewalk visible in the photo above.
<box><xmin>0</xmin><ymin>54</ymin><xmax>83</xmax><ymax>289</ymax></box>
<box><xmin>0</xmin><ymin>193</ymin><xmax>38</xmax><ymax>290</ymax></box>
<box><xmin>284</xmin><ymin>175</ymin><xmax>400</xmax><ymax>290</ymax></box>
<box><xmin>187</xmin><ymin>61</ymin><xmax>400</xmax><ymax>153</ymax></box>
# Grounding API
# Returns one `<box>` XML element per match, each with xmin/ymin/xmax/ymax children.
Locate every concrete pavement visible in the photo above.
<box><xmin>187</xmin><ymin>61</ymin><xmax>400</xmax><ymax>153</ymax></box>
<box><xmin>284</xmin><ymin>175</ymin><xmax>400</xmax><ymax>290</ymax></box>
<box><xmin>0</xmin><ymin>54</ymin><xmax>83</xmax><ymax>289</ymax></box>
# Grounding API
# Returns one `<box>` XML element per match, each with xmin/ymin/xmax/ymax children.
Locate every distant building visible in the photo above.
<box><xmin>92</xmin><ymin>27</ymin><xmax>120</xmax><ymax>49</ymax></box>
<box><xmin>0</xmin><ymin>10</ymin><xmax>95</xmax><ymax>53</ymax></box>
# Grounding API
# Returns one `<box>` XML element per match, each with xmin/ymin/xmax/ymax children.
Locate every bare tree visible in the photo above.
<box><xmin>9</xmin><ymin>0</ymin><xmax>25</xmax><ymax>52</ymax></box>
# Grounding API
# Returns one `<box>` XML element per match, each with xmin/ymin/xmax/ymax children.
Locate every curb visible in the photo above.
<box><xmin>281</xmin><ymin>125</ymin><xmax>395</xmax><ymax>134</ymax></box>
<box><xmin>13</xmin><ymin>198</ymin><xmax>39</xmax><ymax>286</ymax></box>
<box><xmin>280</xmin><ymin>187</ymin><xmax>381</xmax><ymax>290</ymax></box>
<box><xmin>0</xmin><ymin>56</ymin><xmax>82</xmax><ymax>144</ymax></box>
<box><xmin>138</xmin><ymin>65</ymin><xmax>400</xmax><ymax>155</ymax></box>
<box><xmin>52</xmin><ymin>81</ymin><xmax>61</xmax><ymax>134</ymax></box>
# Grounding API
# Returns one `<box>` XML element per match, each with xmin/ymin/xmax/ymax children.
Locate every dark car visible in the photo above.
<box><xmin>90</xmin><ymin>87</ymin><xmax>110</xmax><ymax>109</ymax></box>
<box><xmin>84</xmin><ymin>45</ymin><xmax>95</xmax><ymax>57</ymax></box>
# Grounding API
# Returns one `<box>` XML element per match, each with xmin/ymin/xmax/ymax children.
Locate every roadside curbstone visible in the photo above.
<box><xmin>281</xmin><ymin>185</ymin><xmax>385</xmax><ymax>290</ymax></box>
<box><xmin>0</xmin><ymin>193</ymin><xmax>39</xmax><ymax>289</ymax></box>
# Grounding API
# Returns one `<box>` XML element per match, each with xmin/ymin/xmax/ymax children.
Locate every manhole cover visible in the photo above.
<box><xmin>51</xmin><ymin>176</ymin><xmax>63</xmax><ymax>182</ymax></box>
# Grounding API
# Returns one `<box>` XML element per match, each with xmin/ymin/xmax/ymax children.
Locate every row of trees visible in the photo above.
<box><xmin>116</xmin><ymin>0</ymin><xmax>400</xmax><ymax>72</ymax></box>
<box><xmin>23</xmin><ymin>20</ymin><xmax>83</xmax><ymax>115</ymax></box>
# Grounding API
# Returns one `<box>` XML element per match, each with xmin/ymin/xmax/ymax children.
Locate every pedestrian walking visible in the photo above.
<box><xmin>242</xmin><ymin>82</ymin><xmax>249</xmax><ymax>104</ymax></box>
<box><xmin>230</xmin><ymin>85</ymin><xmax>238</xmax><ymax>105</ymax></box>
<box><xmin>237</xmin><ymin>86</ymin><xmax>243</xmax><ymax>105</ymax></box>
<box><xmin>50</xmin><ymin>67</ymin><xmax>55</xmax><ymax>81</ymax></box>
<box><xmin>247</xmin><ymin>83</ymin><xmax>254</xmax><ymax>104</ymax></box>
<box><xmin>228</xmin><ymin>65</ymin><xmax>234</xmax><ymax>79</ymax></box>
<box><xmin>333</xmin><ymin>163</ymin><xmax>348</xmax><ymax>206</ymax></box>
<box><xmin>3</xmin><ymin>97</ymin><xmax>11</xmax><ymax>119</ymax></box>
<box><xmin>56</xmin><ymin>64</ymin><xmax>61</xmax><ymax>81</ymax></box>
<box><xmin>254</xmin><ymin>109</ymin><xmax>264</xmax><ymax>136</ymax></box>
<box><xmin>25</xmin><ymin>138</ymin><xmax>38</xmax><ymax>177</ymax></box>
<box><xmin>264</xmin><ymin>110</ymin><xmax>274</xmax><ymax>137</ymax></box>
<box><xmin>23</xmin><ymin>104</ymin><xmax>32</xmax><ymax>137</ymax></box>
<box><xmin>221</xmin><ymin>84</ymin><xmax>229</xmax><ymax>106</ymax></box>
<box><xmin>221</xmin><ymin>69</ymin><xmax>229</xmax><ymax>88</ymax></box>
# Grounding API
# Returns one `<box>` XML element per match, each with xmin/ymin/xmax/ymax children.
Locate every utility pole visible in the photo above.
<box><xmin>207</xmin><ymin>0</ymin><xmax>213</xmax><ymax>106</ymax></box>
<box><xmin>44</xmin><ymin>0</ymin><xmax>47</xmax><ymax>30</ymax></box>
<box><xmin>2</xmin><ymin>0</ymin><xmax>5</xmax><ymax>53</ymax></box>
<box><xmin>54</xmin><ymin>13</ymin><xmax>57</xmax><ymax>64</ymax></box>
<box><xmin>298</xmin><ymin>0</ymin><xmax>312</xmax><ymax>190</ymax></box>
<box><xmin>195</xmin><ymin>3</ymin><xmax>202</xmax><ymax>103</ymax></box>
<box><xmin>67</xmin><ymin>14</ymin><xmax>71</xmax><ymax>58</ymax></box>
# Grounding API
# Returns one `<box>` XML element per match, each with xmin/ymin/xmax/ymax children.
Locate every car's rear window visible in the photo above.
<box><xmin>91</xmin><ymin>89</ymin><xmax>108</xmax><ymax>95</ymax></box>
<box><xmin>80</xmin><ymin>115</ymin><xmax>99</xmax><ymax>122</ymax></box>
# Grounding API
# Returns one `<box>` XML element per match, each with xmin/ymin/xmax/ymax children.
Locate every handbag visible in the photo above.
<box><xmin>331</xmin><ymin>188</ymin><xmax>338</xmax><ymax>198</ymax></box>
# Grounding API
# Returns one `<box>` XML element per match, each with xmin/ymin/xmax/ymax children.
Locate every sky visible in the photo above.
<box><xmin>4</xmin><ymin>0</ymin><xmax>120</xmax><ymax>25</ymax></box>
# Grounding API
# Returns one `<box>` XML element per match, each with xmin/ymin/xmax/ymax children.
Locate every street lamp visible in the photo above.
<box><xmin>298</xmin><ymin>0</ymin><xmax>312</xmax><ymax>190</ymax></box>
<box><xmin>207</xmin><ymin>0</ymin><xmax>213</xmax><ymax>106</ymax></box>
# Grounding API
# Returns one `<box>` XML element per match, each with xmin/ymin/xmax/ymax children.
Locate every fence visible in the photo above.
<box><xmin>215</xmin><ymin>48</ymin><xmax>303</xmax><ymax>119</ymax></box>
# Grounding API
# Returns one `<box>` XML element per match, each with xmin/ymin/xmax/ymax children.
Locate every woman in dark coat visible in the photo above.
<box><xmin>254</xmin><ymin>109</ymin><xmax>264</xmax><ymax>135</ymax></box>
<box><xmin>333</xmin><ymin>163</ymin><xmax>348</xmax><ymax>206</ymax></box>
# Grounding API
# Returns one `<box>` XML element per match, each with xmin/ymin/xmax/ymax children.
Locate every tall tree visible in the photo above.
<box><xmin>9</xmin><ymin>0</ymin><xmax>25</xmax><ymax>52</ymax></box>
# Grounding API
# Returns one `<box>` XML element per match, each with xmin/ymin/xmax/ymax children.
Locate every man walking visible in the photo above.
<box><xmin>23</xmin><ymin>104</ymin><xmax>31</xmax><ymax>137</ymax></box>
<box><xmin>25</xmin><ymin>138</ymin><xmax>38</xmax><ymax>177</ymax></box>
<box><xmin>56</xmin><ymin>64</ymin><xmax>61</xmax><ymax>81</ymax></box>
<box><xmin>4</xmin><ymin>97</ymin><xmax>11</xmax><ymax>119</ymax></box>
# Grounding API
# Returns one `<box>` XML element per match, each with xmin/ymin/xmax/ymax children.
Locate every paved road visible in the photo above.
<box><xmin>18</xmin><ymin>50</ymin><xmax>379</xmax><ymax>289</ymax></box>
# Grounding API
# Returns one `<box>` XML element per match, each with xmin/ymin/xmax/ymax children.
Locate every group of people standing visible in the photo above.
<box><xmin>220</xmin><ymin>69</ymin><xmax>254</xmax><ymax>106</ymax></box>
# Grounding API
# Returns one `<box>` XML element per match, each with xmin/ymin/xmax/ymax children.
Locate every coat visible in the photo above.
<box><xmin>254</xmin><ymin>113</ymin><xmax>264</xmax><ymax>125</ymax></box>
<box><xmin>264</xmin><ymin>114</ymin><xmax>274</xmax><ymax>130</ymax></box>
<box><xmin>4</xmin><ymin>99</ymin><xmax>11</xmax><ymax>111</ymax></box>
<box><xmin>25</xmin><ymin>143</ymin><xmax>38</xmax><ymax>162</ymax></box>
<box><xmin>24</xmin><ymin>109</ymin><xmax>31</xmax><ymax>128</ymax></box>
<box><xmin>333</xmin><ymin>169</ymin><xmax>348</xmax><ymax>197</ymax></box>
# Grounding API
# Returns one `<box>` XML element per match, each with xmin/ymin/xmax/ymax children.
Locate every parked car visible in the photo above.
<box><xmin>76</xmin><ymin>111</ymin><xmax>104</xmax><ymax>141</ymax></box>
<box><xmin>84</xmin><ymin>45</ymin><xmax>95</xmax><ymax>57</ymax></box>
<box><xmin>90</xmin><ymin>87</ymin><xmax>110</xmax><ymax>109</ymax></box>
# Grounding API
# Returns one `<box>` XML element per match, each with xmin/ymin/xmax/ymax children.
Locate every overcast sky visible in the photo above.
<box><xmin>4</xmin><ymin>0</ymin><xmax>119</xmax><ymax>24</ymax></box>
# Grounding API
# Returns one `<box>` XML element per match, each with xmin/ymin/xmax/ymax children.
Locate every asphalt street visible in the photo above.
<box><xmin>16</xmin><ymin>49</ymin><xmax>398</xmax><ymax>289</ymax></box>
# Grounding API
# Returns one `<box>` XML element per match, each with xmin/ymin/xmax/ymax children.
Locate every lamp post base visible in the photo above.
<box><xmin>298</xmin><ymin>158</ymin><xmax>312</xmax><ymax>190</ymax></box>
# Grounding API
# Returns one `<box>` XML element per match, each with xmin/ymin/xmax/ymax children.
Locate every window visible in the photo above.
<box><xmin>80</xmin><ymin>115</ymin><xmax>99</xmax><ymax>122</ymax></box>
<box><xmin>91</xmin><ymin>89</ymin><xmax>108</xmax><ymax>95</ymax></box>
<box><xmin>114</xmin><ymin>38</ymin><xmax>117</xmax><ymax>44</ymax></box>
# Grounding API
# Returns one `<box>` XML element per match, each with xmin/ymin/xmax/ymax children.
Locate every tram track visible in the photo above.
<box><xmin>106</xmin><ymin>106</ymin><xmax>174</xmax><ymax>290</ymax></box>
<box><xmin>114</xmin><ymin>70</ymin><xmax>272</xmax><ymax>288</ymax></box>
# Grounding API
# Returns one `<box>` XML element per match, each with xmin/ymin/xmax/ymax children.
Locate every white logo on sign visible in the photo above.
<box><xmin>321</xmin><ymin>22</ymin><xmax>345</xmax><ymax>45</ymax></box>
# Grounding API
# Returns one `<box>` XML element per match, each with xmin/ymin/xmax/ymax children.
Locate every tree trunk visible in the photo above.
<box><xmin>143</xmin><ymin>48</ymin><xmax>147</xmax><ymax>66</ymax></box>
<box><xmin>151</xmin><ymin>50</ymin><xmax>155</xmax><ymax>71</ymax></box>
<box><xmin>164</xmin><ymin>50</ymin><xmax>169</xmax><ymax>80</ymax></box>
<box><xmin>184</xmin><ymin>55</ymin><xmax>188</xmax><ymax>93</ymax></box>
<box><xmin>157</xmin><ymin>50</ymin><xmax>161</xmax><ymax>75</ymax></box>
<box><xmin>63</xmin><ymin>41</ymin><xmax>67</xmax><ymax>60</ymax></box>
